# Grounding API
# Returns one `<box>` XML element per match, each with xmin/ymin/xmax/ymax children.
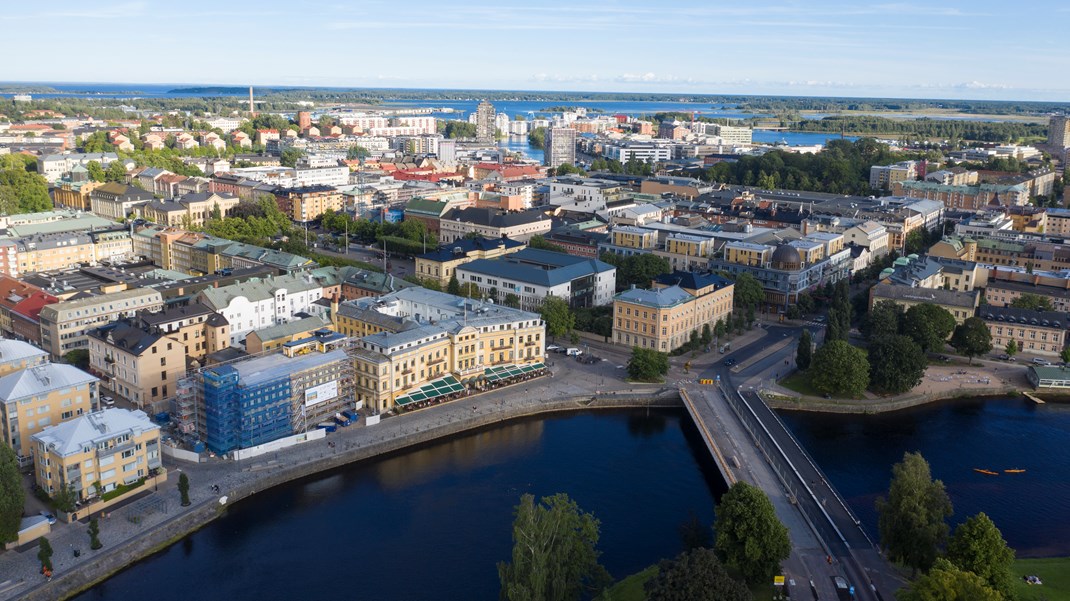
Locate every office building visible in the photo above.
<box><xmin>414</xmin><ymin>237</ymin><xmax>526</xmax><ymax>286</ymax></box>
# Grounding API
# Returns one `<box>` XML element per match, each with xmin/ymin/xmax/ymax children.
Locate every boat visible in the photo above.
<box><xmin>1004</xmin><ymin>469</ymin><xmax>1026</xmax><ymax>474</ymax></box>
<box><xmin>973</xmin><ymin>468</ymin><xmax>999</xmax><ymax>476</ymax></box>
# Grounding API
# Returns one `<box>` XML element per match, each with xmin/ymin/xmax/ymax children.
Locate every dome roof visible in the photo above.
<box><xmin>771</xmin><ymin>243</ymin><xmax>801</xmax><ymax>266</ymax></box>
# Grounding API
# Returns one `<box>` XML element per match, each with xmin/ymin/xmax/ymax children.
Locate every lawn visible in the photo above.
<box><xmin>1013</xmin><ymin>557</ymin><xmax>1070</xmax><ymax>601</ymax></box>
<box><xmin>598</xmin><ymin>566</ymin><xmax>657</xmax><ymax>601</ymax></box>
<box><xmin>779</xmin><ymin>372</ymin><xmax>824</xmax><ymax>397</ymax></box>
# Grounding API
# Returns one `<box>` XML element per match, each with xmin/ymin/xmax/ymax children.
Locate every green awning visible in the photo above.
<box><xmin>394</xmin><ymin>375</ymin><xmax>464</xmax><ymax>406</ymax></box>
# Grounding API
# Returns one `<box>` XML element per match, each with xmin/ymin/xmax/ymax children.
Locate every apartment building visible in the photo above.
<box><xmin>544</xmin><ymin>127</ymin><xmax>577</xmax><ymax>168</ymax></box>
<box><xmin>39</xmin><ymin>287</ymin><xmax>165</xmax><ymax>358</ymax></box>
<box><xmin>711</xmin><ymin>236</ymin><xmax>852</xmax><ymax>308</ymax></box>
<box><xmin>0</xmin><ymin>361</ymin><xmax>98</xmax><ymax>463</ymax></box>
<box><xmin>31</xmin><ymin>408</ymin><xmax>161</xmax><ymax>501</ymax></box>
<box><xmin>456</xmin><ymin>248</ymin><xmax>617</xmax><ymax>310</ymax></box>
<box><xmin>89</xmin><ymin>183</ymin><xmax>154</xmax><ymax>221</ymax></box>
<box><xmin>245</xmin><ymin>315</ymin><xmax>333</xmax><ymax>354</ymax></box>
<box><xmin>979</xmin><ymin>306</ymin><xmax>1070</xmax><ymax>359</ymax></box>
<box><xmin>842</xmin><ymin>221</ymin><xmax>891</xmax><ymax>258</ymax></box>
<box><xmin>135</xmin><ymin>303</ymin><xmax>230</xmax><ymax>362</ymax></box>
<box><xmin>37</xmin><ymin>153</ymin><xmax>120</xmax><ymax>183</ymax></box>
<box><xmin>87</xmin><ymin>321</ymin><xmax>187</xmax><ymax>412</ymax></box>
<box><xmin>414</xmin><ymin>237</ymin><xmax>525</xmax><ymax>286</ymax></box>
<box><xmin>870</xmin><ymin>160</ymin><xmax>922</xmax><ymax>190</ymax></box>
<box><xmin>438</xmin><ymin>207</ymin><xmax>551</xmax><ymax>243</ymax></box>
<box><xmin>893</xmin><ymin>180</ymin><xmax>1029</xmax><ymax>210</ymax></box>
<box><xmin>275</xmin><ymin>185</ymin><xmax>342</xmax><ymax>223</ymax></box>
<box><xmin>0</xmin><ymin>276</ymin><xmax>59</xmax><ymax>344</ymax></box>
<box><xmin>347</xmin><ymin>287</ymin><xmax>545</xmax><ymax>413</ymax></box>
<box><xmin>195</xmin><ymin>274</ymin><xmax>324</xmax><ymax>345</ymax></box>
<box><xmin>1048</xmin><ymin>115</ymin><xmax>1070</xmax><ymax>149</ymax></box>
<box><xmin>0</xmin><ymin>339</ymin><xmax>47</xmax><ymax>377</ymax></box>
<box><xmin>612</xmin><ymin>271</ymin><xmax>735</xmax><ymax>352</ymax></box>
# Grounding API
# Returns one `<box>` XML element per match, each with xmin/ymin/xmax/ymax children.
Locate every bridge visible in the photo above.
<box><xmin>681</xmin><ymin>324</ymin><xmax>902</xmax><ymax>601</ymax></box>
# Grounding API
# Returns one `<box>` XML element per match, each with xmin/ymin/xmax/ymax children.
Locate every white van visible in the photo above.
<box><xmin>566</xmin><ymin>348</ymin><xmax>583</xmax><ymax>356</ymax></box>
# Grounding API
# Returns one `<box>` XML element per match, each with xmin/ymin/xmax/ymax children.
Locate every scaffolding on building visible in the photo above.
<box><xmin>287</xmin><ymin>337</ymin><xmax>356</xmax><ymax>433</ymax></box>
<box><xmin>174</xmin><ymin>373</ymin><xmax>200</xmax><ymax>436</ymax></box>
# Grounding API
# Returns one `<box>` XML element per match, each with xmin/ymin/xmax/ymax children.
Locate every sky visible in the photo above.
<box><xmin>3</xmin><ymin>0</ymin><xmax>1069</xmax><ymax>102</ymax></box>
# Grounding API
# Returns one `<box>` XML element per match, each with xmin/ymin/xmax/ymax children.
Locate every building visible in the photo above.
<box><xmin>0</xmin><ymin>339</ymin><xmax>47</xmax><ymax>377</ymax></box>
<box><xmin>979</xmin><ymin>306</ymin><xmax>1070</xmax><ymax>359</ymax></box>
<box><xmin>893</xmin><ymin>179</ymin><xmax>1029</xmax><ymax>210</ymax></box>
<box><xmin>52</xmin><ymin>179</ymin><xmax>103</xmax><ymax>211</ymax></box>
<box><xmin>87</xmin><ymin>321</ymin><xmax>188</xmax><ymax>412</ymax></box>
<box><xmin>39</xmin><ymin>287</ymin><xmax>165</xmax><ymax>358</ymax></box>
<box><xmin>612</xmin><ymin>271</ymin><xmax>734</xmax><ymax>352</ymax></box>
<box><xmin>983</xmin><ymin>280</ymin><xmax>1070</xmax><ymax>313</ymax></box>
<box><xmin>842</xmin><ymin>221</ymin><xmax>890</xmax><ymax>258</ymax></box>
<box><xmin>1027</xmin><ymin>365</ymin><xmax>1070</xmax><ymax>389</ymax></box>
<box><xmin>0</xmin><ymin>362</ymin><xmax>98</xmax><ymax>463</ymax></box>
<box><xmin>1048</xmin><ymin>115</ymin><xmax>1070</xmax><ymax>149</ymax></box>
<box><xmin>139</xmin><ymin>192</ymin><xmax>241</xmax><ymax>228</ymax></box>
<box><xmin>868</xmin><ymin>283</ymin><xmax>979</xmax><ymax>324</ymax></box>
<box><xmin>346</xmin><ymin>287</ymin><xmax>545</xmax><ymax>413</ymax></box>
<box><xmin>37</xmin><ymin>153</ymin><xmax>120</xmax><ymax>183</ymax></box>
<box><xmin>475</xmin><ymin>101</ymin><xmax>496</xmax><ymax>142</ymax></box>
<box><xmin>711</xmin><ymin>235</ymin><xmax>852</xmax><ymax>308</ymax></box>
<box><xmin>195</xmin><ymin>274</ymin><xmax>325</xmax><ymax>345</ymax></box>
<box><xmin>31</xmin><ymin>408</ymin><xmax>161</xmax><ymax>501</ymax></box>
<box><xmin>245</xmin><ymin>315</ymin><xmax>333</xmax><ymax>354</ymax></box>
<box><xmin>89</xmin><ymin>183</ymin><xmax>154</xmax><ymax>221</ymax></box>
<box><xmin>414</xmin><ymin>237</ymin><xmax>526</xmax><ymax>286</ymax></box>
<box><xmin>870</xmin><ymin>160</ymin><xmax>922</xmax><ymax>190</ymax></box>
<box><xmin>135</xmin><ymin>302</ymin><xmax>230</xmax><ymax>362</ymax></box>
<box><xmin>275</xmin><ymin>185</ymin><xmax>342</xmax><ymax>223</ymax></box>
<box><xmin>199</xmin><ymin>331</ymin><xmax>352</xmax><ymax>454</ymax></box>
<box><xmin>456</xmin><ymin>248</ymin><xmax>617</xmax><ymax>310</ymax></box>
<box><xmin>438</xmin><ymin>207</ymin><xmax>551</xmax><ymax>244</ymax></box>
<box><xmin>544</xmin><ymin>127</ymin><xmax>577</xmax><ymax>168</ymax></box>
<box><xmin>602</xmin><ymin>142</ymin><xmax>672</xmax><ymax>164</ymax></box>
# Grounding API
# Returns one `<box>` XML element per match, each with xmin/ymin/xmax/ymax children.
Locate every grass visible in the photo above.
<box><xmin>598</xmin><ymin>565</ymin><xmax>657</xmax><ymax>601</ymax></box>
<box><xmin>779</xmin><ymin>372</ymin><xmax>824</xmax><ymax>397</ymax></box>
<box><xmin>1013</xmin><ymin>557</ymin><xmax>1070</xmax><ymax>601</ymax></box>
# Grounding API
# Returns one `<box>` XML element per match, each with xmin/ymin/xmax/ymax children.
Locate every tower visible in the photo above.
<box><xmin>475</xmin><ymin>100</ymin><xmax>495</xmax><ymax>142</ymax></box>
<box><xmin>248</xmin><ymin>86</ymin><xmax>256</xmax><ymax>117</ymax></box>
<box><xmin>545</xmin><ymin>127</ymin><xmax>577</xmax><ymax>168</ymax></box>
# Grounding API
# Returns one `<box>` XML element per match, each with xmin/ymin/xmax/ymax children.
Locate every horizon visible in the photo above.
<box><xmin>3</xmin><ymin>0</ymin><xmax>1068</xmax><ymax>103</ymax></box>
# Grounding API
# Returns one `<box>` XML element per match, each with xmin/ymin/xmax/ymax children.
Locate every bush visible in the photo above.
<box><xmin>101</xmin><ymin>478</ymin><xmax>146</xmax><ymax>502</ymax></box>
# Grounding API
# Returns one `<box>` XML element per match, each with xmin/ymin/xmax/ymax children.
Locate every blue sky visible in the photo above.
<box><xmin>5</xmin><ymin>1</ymin><xmax>1068</xmax><ymax>101</ymax></box>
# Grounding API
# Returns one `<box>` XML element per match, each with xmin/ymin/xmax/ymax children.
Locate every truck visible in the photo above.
<box><xmin>832</xmin><ymin>576</ymin><xmax>853</xmax><ymax>600</ymax></box>
<box><xmin>334</xmin><ymin>412</ymin><xmax>351</xmax><ymax>427</ymax></box>
<box><xmin>342</xmin><ymin>409</ymin><xmax>360</xmax><ymax>423</ymax></box>
<box><xmin>316</xmin><ymin>422</ymin><xmax>337</xmax><ymax>433</ymax></box>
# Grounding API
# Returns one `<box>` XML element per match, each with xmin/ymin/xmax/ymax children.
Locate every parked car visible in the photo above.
<box><xmin>1032</xmin><ymin>358</ymin><xmax>1051</xmax><ymax>366</ymax></box>
<box><xmin>546</xmin><ymin>345</ymin><xmax>561</xmax><ymax>352</ymax></box>
<box><xmin>101</xmin><ymin>396</ymin><xmax>115</xmax><ymax>407</ymax></box>
<box><xmin>566</xmin><ymin>348</ymin><xmax>583</xmax><ymax>357</ymax></box>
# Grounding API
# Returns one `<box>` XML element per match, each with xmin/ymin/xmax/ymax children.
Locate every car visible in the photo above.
<box><xmin>997</xmin><ymin>353</ymin><xmax>1010</xmax><ymax>360</ymax></box>
<box><xmin>40</xmin><ymin>511</ymin><xmax>56</xmax><ymax>525</ymax></box>
<box><xmin>546</xmin><ymin>345</ymin><xmax>561</xmax><ymax>352</ymax></box>
<box><xmin>566</xmin><ymin>348</ymin><xmax>582</xmax><ymax>356</ymax></box>
<box><xmin>101</xmin><ymin>396</ymin><xmax>115</xmax><ymax>407</ymax></box>
<box><xmin>722</xmin><ymin>358</ymin><xmax>736</xmax><ymax>367</ymax></box>
<box><xmin>814</xmin><ymin>315</ymin><xmax>827</xmax><ymax>323</ymax></box>
<box><xmin>938</xmin><ymin>355</ymin><xmax>950</xmax><ymax>362</ymax></box>
<box><xmin>1032</xmin><ymin>358</ymin><xmax>1051</xmax><ymax>366</ymax></box>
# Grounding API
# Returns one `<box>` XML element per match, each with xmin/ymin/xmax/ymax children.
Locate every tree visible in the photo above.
<box><xmin>528</xmin><ymin>126</ymin><xmax>547</xmax><ymax>149</ymax></box>
<box><xmin>540</xmin><ymin>295</ymin><xmax>575</xmax><ymax>339</ymax></box>
<box><xmin>458</xmin><ymin>282</ymin><xmax>481</xmax><ymax>299</ymax></box>
<box><xmin>51</xmin><ymin>484</ymin><xmax>76</xmax><ymax>513</ymax></box>
<box><xmin>796</xmin><ymin>292</ymin><xmax>816</xmax><ymax>316</ymax></box>
<box><xmin>796</xmin><ymin>329</ymin><xmax>813</xmax><ymax>370</ymax></box>
<box><xmin>86</xmin><ymin>160</ymin><xmax>106</xmax><ymax>182</ymax></box>
<box><xmin>0</xmin><ymin>444</ymin><xmax>24</xmax><ymax>544</ymax></box>
<box><xmin>714</xmin><ymin>481</ymin><xmax>791</xmax><ymax>586</ymax></box>
<box><xmin>38</xmin><ymin>536</ymin><xmax>53</xmax><ymax>571</ymax></box>
<box><xmin>63</xmin><ymin>349</ymin><xmax>90</xmax><ymax>370</ymax></box>
<box><xmin>88</xmin><ymin>516</ymin><xmax>103</xmax><ymax>550</ymax></box>
<box><xmin>861</xmin><ymin>300</ymin><xmax>903</xmax><ymax>341</ymax></box>
<box><xmin>628</xmin><ymin>347</ymin><xmax>669</xmax><ymax>382</ymax></box>
<box><xmin>104</xmin><ymin>160</ymin><xmax>128</xmax><ymax>183</ymax></box>
<box><xmin>528</xmin><ymin>235</ymin><xmax>567</xmax><ymax>254</ymax></box>
<box><xmin>946</xmin><ymin>512</ymin><xmax>1015</xmax><ymax>599</ymax></box>
<box><xmin>902</xmin><ymin>303</ymin><xmax>956</xmax><ymax>353</ymax></box>
<box><xmin>645</xmin><ymin>548</ymin><xmax>752</xmax><ymax>601</ymax></box>
<box><xmin>950</xmin><ymin>317</ymin><xmax>992</xmax><ymax>365</ymax></box>
<box><xmin>503</xmin><ymin>293</ymin><xmax>520</xmax><ymax>308</ymax></box>
<box><xmin>876</xmin><ymin>452</ymin><xmax>953</xmax><ymax>574</ymax></box>
<box><xmin>497</xmin><ymin>493</ymin><xmax>611</xmax><ymax>601</ymax></box>
<box><xmin>732</xmin><ymin>272</ymin><xmax>763</xmax><ymax>309</ymax></box>
<box><xmin>898</xmin><ymin>558</ymin><xmax>1003</xmax><ymax>601</ymax></box>
<box><xmin>714</xmin><ymin>319</ymin><xmax>727</xmax><ymax>340</ymax></box>
<box><xmin>810</xmin><ymin>340</ymin><xmax>869</xmax><ymax>396</ymax></box>
<box><xmin>868</xmin><ymin>335</ymin><xmax>927</xmax><ymax>393</ymax></box>
<box><xmin>1062</xmin><ymin>347</ymin><xmax>1070</xmax><ymax>365</ymax></box>
<box><xmin>1004</xmin><ymin>339</ymin><xmax>1017</xmax><ymax>357</ymax></box>
<box><xmin>178</xmin><ymin>473</ymin><xmax>191</xmax><ymax>507</ymax></box>
<box><xmin>447</xmin><ymin>273</ymin><xmax>461</xmax><ymax>296</ymax></box>
<box><xmin>1010</xmin><ymin>293</ymin><xmax>1053</xmax><ymax>311</ymax></box>
<box><xmin>280</xmin><ymin>147</ymin><xmax>304</xmax><ymax>167</ymax></box>
<box><xmin>0</xmin><ymin>163</ymin><xmax>51</xmax><ymax>214</ymax></box>
<box><xmin>826</xmin><ymin>280</ymin><xmax>853</xmax><ymax>342</ymax></box>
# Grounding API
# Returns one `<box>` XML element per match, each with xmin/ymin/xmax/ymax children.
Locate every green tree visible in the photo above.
<box><xmin>627</xmin><ymin>347</ymin><xmax>669</xmax><ymax>382</ymax></box>
<box><xmin>732</xmin><ymin>272</ymin><xmax>764</xmax><ymax>309</ymax></box>
<box><xmin>497</xmin><ymin>493</ymin><xmax>611</xmax><ymax>601</ymax></box>
<box><xmin>810</xmin><ymin>340</ymin><xmax>870</xmax><ymax>396</ymax></box>
<box><xmin>876</xmin><ymin>452</ymin><xmax>953</xmax><ymax>574</ymax></box>
<box><xmin>0</xmin><ymin>164</ymin><xmax>52</xmax><ymax>214</ymax></box>
<box><xmin>1004</xmin><ymin>339</ymin><xmax>1017</xmax><ymax>357</ymax></box>
<box><xmin>38</xmin><ymin>536</ymin><xmax>54</xmax><ymax>570</ymax></box>
<box><xmin>868</xmin><ymin>335</ymin><xmax>927</xmax><ymax>393</ymax></box>
<box><xmin>861</xmin><ymin>300</ymin><xmax>904</xmax><ymax>341</ymax></box>
<box><xmin>796</xmin><ymin>329</ymin><xmax>813</xmax><ymax>370</ymax></box>
<box><xmin>796</xmin><ymin>292</ymin><xmax>816</xmax><ymax>316</ymax></box>
<box><xmin>714</xmin><ymin>318</ymin><xmax>727</xmax><ymax>340</ymax></box>
<box><xmin>950</xmin><ymin>317</ymin><xmax>992</xmax><ymax>364</ymax></box>
<box><xmin>503</xmin><ymin>293</ymin><xmax>520</xmax><ymax>308</ymax></box>
<box><xmin>528</xmin><ymin>126</ymin><xmax>547</xmax><ymax>149</ymax></box>
<box><xmin>1061</xmin><ymin>347</ymin><xmax>1070</xmax><ymax>365</ymax></box>
<box><xmin>280</xmin><ymin>147</ymin><xmax>304</xmax><ymax>167</ymax></box>
<box><xmin>714</xmin><ymin>481</ymin><xmax>791</xmax><ymax>586</ymax></box>
<box><xmin>178</xmin><ymin>472</ymin><xmax>191</xmax><ymax>507</ymax></box>
<box><xmin>645</xmin><ymin>548</ymin><xmax>752</xmax><ymax>601</ymax></box>
<box><xmin>902</xmin><ymin>303</ymin><xmax>957</xmax><ymax>353</ymax></box>
<box><xmin>458</xmin><ymin>282</ymin><xmax>482</xmax><ymax>299</ymax></box>
<box><xmin>63</xmin><ymin>349</ymin><xmax>90</xmax><ymax>370</ymax></box>
<box><xmin>946</xmin><ymin>512</ymin><xmax>1014</xmax><ymax>599</ymax></box>
<box><xmin>825</xmin><ymin>280</ymin><xmax>853</xmax><ymax>342</ymax></box>
<box><xmin>540</xmin><ymin>295</ymin><xmax>575</xmax><ymax>339</ymax></box>
<box><xmin>0</xmin><ymin>444</ymin><xmax>24</xmax><ymax>544</ymax></box>
<box><xmin>898</xmin><ymin>558</ymin><xmax>1003</xmax><ymax>601</ymax></box>
<box><xmin>528</xmin><ymin>235</ymin><xmax>567</xmax><ymax>253</ymax></box>
<box><xmin>86</xmin><ymin>160</ymin><xmax>106</xmax><ymax>182</ymax></box>
<box><xmin>51</xmin><ymin>484</ymin><xmax>77</xmax><ymax>513</ymax></box>
<box><xmin>88</xmin><ymin>516</ymin><xmax>103</xmax><ymax>550</ymax></box>
<box><xmin>104</xmin><ymin>160</ymin><xmax>128</xmax><ymax>183</ymax></box>
<box><xmin>1009</xmin><ymin>293</ymin><xmax>1053</xmax><ymax>311</ymax></box>
<box><xmin>447</xmin><ymin>273</ymin><xmax>461</xmax><ymax>296</ymax></box>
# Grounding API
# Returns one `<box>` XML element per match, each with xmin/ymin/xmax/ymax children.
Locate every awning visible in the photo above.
<box><xmin>484</xmin><ymin>362</ymin><xmax>545</xmax><ymax>383</ymax></box>
<box><xmin>394</xmin><ymin>375</ymin><xmax>465</xmax><ymax>406</ymax></box>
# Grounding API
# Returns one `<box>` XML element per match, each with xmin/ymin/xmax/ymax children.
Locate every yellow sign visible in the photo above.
<box><xmin>773</xmin><ymin>575</ymin><xmax>785</xmax><ymax>586</ymax></box>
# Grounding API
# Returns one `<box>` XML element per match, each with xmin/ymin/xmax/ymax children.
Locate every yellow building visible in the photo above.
<box><xmin>136</xmin><ymin>302</ymin><xmax>231</xmax><ymax>362</ymax></box>
<box><xmin>31</xmin><ymin>408</ymin><xmax>161</xmax><ymax>501</ymax></box>
<box><xmin>0</xmin><ymin>362</ymin><xmax>98</xmax><ymax>464</ymax></box>
<box><xmin>980</xmin><ymin>306</ymin><xmax>1070</xmax><ymax>359</ymax></box>
<box><xmin>610</xmin><ymin>226</ymin><xmax>658</xmax><ymax>250</ymax></box>
<box><xmin>0</xmin><ymin>339</ymin><xmax>48</xmax><ymax>377</ymax></box>
<box><xmin>414</xmin><ymin>237</ymin><xmax>525</xmax><ymax>286</ymax></box>
<box><xmin>655</xmin><ymin>233</ymin><xmax>714</xmax><ymax>272</ymax></box>
<box><xmin>87</xmin><ymin>321</ymin><xmax>189</xmax><ymax>413</ymax></box>
<box><xmin>15</xmin><ymin>232</ymin><xmax>96</xmax><ymax>275</ymax></box>
<box><xmin>724</xmin><ymin>242</ymin><xmax>772</xmax><ymax>267</ymax></box>
<box><xmin>869</xmin><ymin>283</ymin><xmax>979</xmax><ymax>325</ymax></box>
<box><xmin>279</xmin><ymin>186</ymin><xmax>343</xmax><ymax>223</ymax></box>
<box><xmin>52</xmin><ymin>180</ymin><xmax>102</xmax><ymax>211</ymax></box>
<box><xmin>38</xmin><ymin>286</ymin><xmax>165</xmax><ymax>358</ymax></box>
<box><xmin>346</xmin><ymin>287</ymin><xmax>545</xmax><ymax>412</ymax></box>
<box><xmin>246</xmin><ymin>315</ymin><xmax>334</xmax><ymax>354</ymax></box>
<box><xmin>612</xmin><ymin>271</ymin><xmax>735</xmax><ymax>352</ymax></box>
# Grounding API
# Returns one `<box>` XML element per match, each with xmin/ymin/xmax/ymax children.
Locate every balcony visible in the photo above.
<box><xmin>491</xmin><ymin>343</ymin><xmax>512</xmax><ymax>351</ymax></box>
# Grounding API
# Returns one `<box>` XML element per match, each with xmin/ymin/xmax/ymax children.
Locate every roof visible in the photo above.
<box><xmin>223</xmin><ymin>348</ymin><xmax>349</xmax><ymax>387</ymax></box>
<box><xmin>615</xmin><ymin>284</ymin><xmax>693</xmax><ymax>308</ymax></box>
<box><xmin>198</xmin><ymin>274</ymin><xmax>320</xmax><ymax>310</ymax></box>
<box><xmin>871</xmin><ymin>283</ymin><xmax>980</xmax><ymax>308</ymax></box>
<box><xmin>404</xmin><ymin>198</ymin><xmax>450</xmax><ymax>217</ymax></box>
<box><xmin>88</xmin><ymin>321</ymin><xmax>166</xmax><ymax>356</ymax></box>
<box><xmin>654</xmin><ymin>271</ymin><xmax>733</xmax><ymax>291</ymax></box>
<box><xmin>417</xmin><ymin>236</ymin><xmax>523</xmax><ymax>261</ymax></box>
<box><xmin>442</xmin><ymin>207</ymin><xmax>548</xmax><ymax>228</ymax></box>
<box><xmin>978</xmin><ymin>306</ymin><xmax>1070</xmax><ymax>328</ymax></box>
<box><xmin>0</xmin><ymin>339</ymin><xmax>48</xmax><ymax>366</ymax></box>
<box><xmin>249</xmin><ymin>316</ymin><xmax>331</xmax><ymax>343</ymax></box>
<box><xmin>458</xmin><ymin>249</ymin><xmax>615</xmax><ymax>287</ymax></box>
<box><xmin>0</xmin><ymin>363</ymin><xmax>98</xmax><ymax>402</ymax></box>
<box><xmin>31</xmin><ymin>408</ymin><xmax>158</xmax><ymax>458</ymax></box>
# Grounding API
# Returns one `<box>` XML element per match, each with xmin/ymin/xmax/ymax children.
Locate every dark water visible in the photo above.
<box><xmin>73</xmin><ymin>410</ymin><xmax>724</xmax><ymax>601</ymax></box>
<box><xmin>777</xmin><ymin>397</ymin><xmax>1070</xmax><ymax>557</ymax></box>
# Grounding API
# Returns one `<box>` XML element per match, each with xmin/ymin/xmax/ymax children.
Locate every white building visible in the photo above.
<box><xmin>293</xmin><ymin>166</ymin><xmax>350</xmax><ymax>188</ymax></box>
<box><xmin>544</xmin><ymin>127</ymin><xmax>577</xmax><ymax>168</ymax></box>
<box><xmin>195</xmin><ymin>274</ymin><xmax>325</xmax><ymax>345</ymax></box>
<box><xmin>204</xmin><ymin>117</ymin><xmax>247</xmax><ymax>133</ymax></box>
<box><xmin>456</xmin><ymin>248</ymin><xmax>617</xmax><ymax>311</ymax></box>
<box><xmin>37</xmin><ymin>153</ymin><xmax>121</xmax><ymax>183</ymax></box>
<box><xmin>843</xmin><ymin>221</ymin><xmax>891</xmax><ymax>257</ymax></box>
<box><xmin>602</xmin><ymin>142</ymin><xmax>673</xmax><ymax>163</ymax></box>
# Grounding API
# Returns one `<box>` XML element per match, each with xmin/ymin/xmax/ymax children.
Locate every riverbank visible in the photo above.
<box><xmin>1014</xmin><ymin>557</ymin><xmax>1070</xmax><ymax>601</ymax></box>
<box><xmin>10</xmin><ymin>388</ymin><xmax>680</xmax><ymax>601</ymax></box>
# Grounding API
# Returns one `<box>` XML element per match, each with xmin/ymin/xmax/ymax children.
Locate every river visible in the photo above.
<box><xmin>73</xmin><ymin>410</ymin><xmax>724</xmax><ymax>601</ymax></box>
